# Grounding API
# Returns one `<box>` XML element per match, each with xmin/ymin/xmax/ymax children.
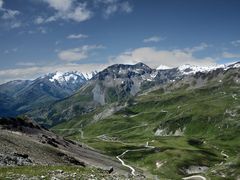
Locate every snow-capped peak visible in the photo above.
<box><xmin>47</xmin><ymin>70</ymin><xmax>98</xmax><ymax>84</ymax></box>
<box><xmin>178</xmin><ymin>64</ymin><xmax>225</xmax><ymax>75</ymax></box>
<box><xmin>157</xmin><ymin>65</ymin><xmax>172</xmax><ymax>70</ymax></box>
<box><xmin>49</xmin><ymin>71</ymin><xmax>86</xmax><ymax>84</ymax></box>
<box><xmin>81</xmin><ymin>71</ymin><xmax>98</xmax><ymax>80</ymax></box>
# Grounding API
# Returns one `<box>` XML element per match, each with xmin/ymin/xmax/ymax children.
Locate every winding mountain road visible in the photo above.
<box><xmin>115</xmin><ymin>141</ymin><xmax>155</xmax><ymax>176</ymax></box>
<box><xmin>116</xmin><ymin>150</ymin><xmax>136</xmax><ymax>176</ymax></box>
<box><xmin>182</xmin><ymin>175</ymin><xmax>206</xmax><ymax>180</ymax></box>
<box><xmin>221</xmin><ymin>151</ymin><xmax>229</xmax><ymax>158</ymax></box>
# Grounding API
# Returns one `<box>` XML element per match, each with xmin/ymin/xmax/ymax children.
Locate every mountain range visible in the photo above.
<box><xmin>1</xmin><ymin>62</ymin><xmax>236</xmax><ymax>120</ymax></box>
<box><xmin>0</xmin><ymin>71</ymin><xmax>97</xmax><ymax>117</ymax></box>
<box><xmin>0</xmin><ymin>62</ymin><xmax>240</xmax><ymax>179</ymax></box>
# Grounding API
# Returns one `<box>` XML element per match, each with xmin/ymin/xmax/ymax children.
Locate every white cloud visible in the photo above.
<box><xmin>231</xmin><ymin>40</ymin><xmax>240</xmax><ymax>47</ymax></box>
<box><xmin>58</xmin><ymin>45</ymin><xmax>104</xmax><ymax>61</ymax></box>
<box><xmin>43</xmin><ymin>0</ymin><xmax>72</xmax><ymax>12</ymax></box>
<box><xmin>105</xmin><ymin>4</ymin><xmax>118</xmax><ymax>16</ymax></box>
<box><xmin>59</xmin><ymin>48</ymin><xmax>88</xmax><ymax>61</ymax></box>
<box><xmin>10</xmin><ymin>21</ymin><xmax>21</xmax><ymax>28</ymax></box>
<box><xmin>0</xmin><ymin>0</ymin><xmax>21</xmax><ymax>28</ymax></box>
<box><xmin>184</xmin><ymin>43</ymin><xmax>209</xmax><ymax>53</ymax></box>
<box><xmin>0</xmin><ymin>0</ymin><xmax>20</xmax><ymax>19</ymax></box>
<box><xmin>96</xmin><ymin>0</ymin><xmax>132</xmax><ymax>17</ymax></box>
<box><xmin>38</xmin><ymin>0</ymin><xmax>131</xmax><ymax>23</ymax></box>
<box><xmin>34</xmin><ymin>16</ymin><xmax>45</xmax><ymax>24</ymax></box>
<box><xmin>40</xmin><ymin>1</ymin><xmax>92</xmax><ymax>23</ymax></box>
<box><xmin>65</xmin><ymin>4</ymin><xmax>92</xmax><ymax>22</ymax></box>
<box><xmin>22</xmin><ymin>27</ymin><xmax>48</xmax><ymax>35</ymax></box>
<box><xmin>16</xmin><ymin>62</ymin><xmax>37</xmax><ymax>66</ymax></box>
<box><xmin>2</xmin><ymin>9</ymin><xmax>20</xmax><ymax>19</ymax></box>
<box><xmin>120</xmin><ymin>2</ymin><xmax>133</xmax><ymax>13</ymax></box>
<box><xmin>143</xmin><ymin>36</ymin><xmax>165</xmax><ymax>43</ymax></box>
<box><xmin>45</xmin><ymin>15</ymin><xmax>57</xmax><ymax>23</ymax></box>
<box><xmin>67</xmin><ymin>33</ymin><xmax>88</xmax><ymax>39</ymax></box>
<box><xmin>37</xmin><ymin>27</ymin><xmax>47</xmax><ymax>34</ymax></box>
<box><xmin>3</xmin><ymin>48</ymin><xmax>18</xmax><ymax>54</ymax></box>
<box><xmin>222</xmin><ymin>52</ymin><xmax>240</xmax><ymax>58</ymax></box>
<box><xmin>0</xmin><ymin>0</ymin><xmax>3</xmax><ymax>8</ymax></box>
<box><xmin>109</xmin><ymin>46</ymin><xmax>216</xmax><ymax>68</ymax></box>
<box><xmin>0</xmin><ymin>63</ymin><xmax>108</xmax><ymax>84</ymax></box>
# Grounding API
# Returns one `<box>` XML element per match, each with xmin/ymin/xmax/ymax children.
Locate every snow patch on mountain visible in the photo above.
<box><xmin>178</xmin><ymin>62</ymin><xmax>240</xmax><ymax>75</ymax></box>
<box><xmin>178</xmin><ymin>64</ymin><xmax>225</xmax><ymax>75</ymax></box>
<box><xmin>82</xmin><ymin>71</ymin><xmax>97</xmax><ymax>80</ymax></box>
<box><xmin>49</xmin><ymin>71</ymin><xmax>86</xmax><ymax>84</ymax></box>
<box><xmin>47</xmin><ymin>71</ymin><xmax>98</xmax><ymax>85</ymax></box>
<box><xmin>157</xmin><ymin>65</ymin><xmax>172</xmax><ymax>70</ymax></box>
<box><xmin>154</xmin><ymin>61</ymin><xmax>239</xmax><ymax>76</ymax></box>
<box><xmin>150</xmin><ymin>71</ymin><xmax>158</xmax><ymax>78</ymax></box>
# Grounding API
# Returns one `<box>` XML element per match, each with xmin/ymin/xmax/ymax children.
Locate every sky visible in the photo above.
<box><xmin>0</xmin><ymin>0</ymin><xmax>240</xmax><ymax>83</ymax></box>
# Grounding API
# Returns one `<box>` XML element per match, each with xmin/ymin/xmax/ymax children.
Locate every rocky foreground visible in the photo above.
<box><xmin>0</xmin><ymin>166</ymin><xmax>136</xmax><ymax>180</ymax></box>
<box><xmin>0</xmin><ymin>117</ymin><xmax>138</xmax><ymax>179</ymax></box>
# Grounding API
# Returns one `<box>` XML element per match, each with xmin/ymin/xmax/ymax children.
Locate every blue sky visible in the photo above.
<box><xmin>0</xmin><ymin>0</ymin><xmax>240</xmax><ymax>83</ymax></box>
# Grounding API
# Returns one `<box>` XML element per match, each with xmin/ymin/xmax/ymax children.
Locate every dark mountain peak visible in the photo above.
<box><xmin>93</xmin><ymin>62</ymin><xmax>153</xmax><ymax>80</ymax></box>
<box><xmin>134</xmin><ymin>62</ymin><xmax>151</xmax><ymax>69</ymax></box>
<box><xmin>104</xmin><ymin>62</ymin><xmax>151</xmax><ymax>71</ymax></box>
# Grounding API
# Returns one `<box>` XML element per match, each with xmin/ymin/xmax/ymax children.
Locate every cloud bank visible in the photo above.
<box><xmin>0</xmin><ymin>0</ymin><xmax>21</xmax><ymax>28</ymax></box>
<box><xmin>143</xmin><ymin>36</ymin><xmax>164</xmax><ymax>43</ymax></box>
<box><xmin>67</xmin><ymin>33</ymin><xmax>88</xmax><ymax>39</ymax></box>
<box><xmin>110</xmin><ymin>45</ymin><xmax>216</xmax><ymax>68</ymax></box>
<box><xmin>58</xmin><ymin>45</ymin><xmax>104</xmax><ymax>61</ymax></box>
<box><xmin>0</xmin><ymin>63</ymin><xmax>109</xmax><ymax>84</ymax></box>
<box><xmin>37</xmin><ymin>0</ymin><xmax>92</xmax><ymax>23</ymax></box>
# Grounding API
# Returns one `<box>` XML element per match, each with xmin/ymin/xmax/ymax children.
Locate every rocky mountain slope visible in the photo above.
<box><xmin>0</xmin><ymin>117</ymin><xmax>134</xmax><ymax>178</ymax></box>
<box><xmin>25</xmin><ymin>63</ymin><xmax>162</xmax><ymax>125</ymax></box>
<box><xmin>0</xmin><ymin>71</ymin><xmax>92</xmax><ymax>117</ymax></box>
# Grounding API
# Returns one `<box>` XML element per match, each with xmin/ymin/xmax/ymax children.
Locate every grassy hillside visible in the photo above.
<box><xmin>52</xmin><ymin>69</ymin><xmax>240</xmax><ymax>179</ymax></box>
